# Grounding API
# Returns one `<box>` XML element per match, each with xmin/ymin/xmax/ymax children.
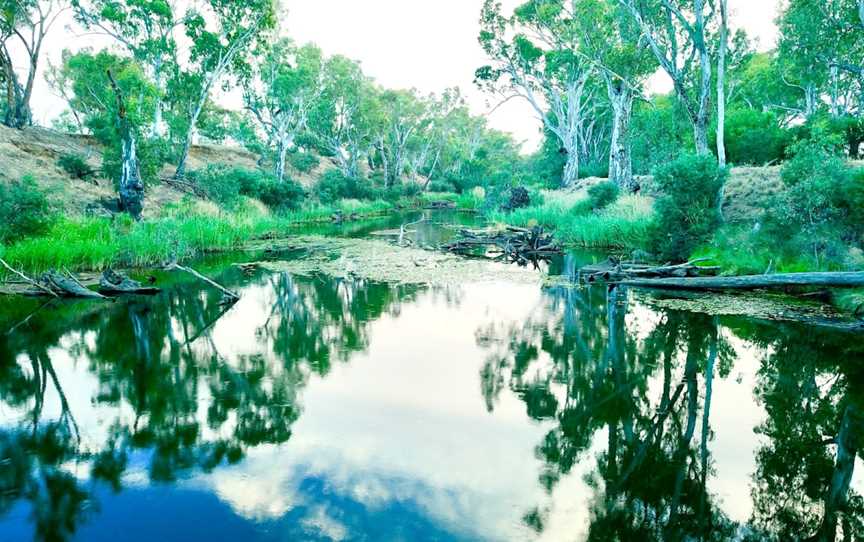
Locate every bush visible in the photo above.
<box><xmin>57</xmin><ymin>153</ymin><xmax>96</xmax><ymax>180</ymax></box>
<box><xmin>0</xmin><ymin>176</ymin><xmax>53</xmax><ymax>244</ymax></box>
<box><xmin>649</xmin><ymin>154</ymin><xmax>726</xmax><ymax>261</ymax></box>
<box><xmin>427</xmin><ymin>180</ymin><xmax>455</xmax><ymax>193</ymax></box>
<box><xmin>714</xmin><ymin>108</ymin><xmax>788</xmax><ymax>165</ymax></box>
<box><xmin>289</xmin><ymin>152</ymin><xmax>320</xmax><ymax>174</ymax></box>
<box><xmin>189</xmin><ymin>165</ymin><xmax>305</xmax><ymax>211</ymax></box>
<box><xmin>585</xmin><ymin>181</ymin><xmax>620</xmax><ymax>211</ymax></box>
<box><xmin>256</xmin><ymin>179</ymin><xmax>305</xmax><ymax>211</ymax></box>
<box><xmin>314</xmin><ymin>170</ymin><xmax>379</xmax><ymax>204</ymax></box>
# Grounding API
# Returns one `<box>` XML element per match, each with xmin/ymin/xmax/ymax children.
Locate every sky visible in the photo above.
<box><xmin>27</xmin><ymin>0</ymin><xmax>782</xmax><ymax>151</ymax></box>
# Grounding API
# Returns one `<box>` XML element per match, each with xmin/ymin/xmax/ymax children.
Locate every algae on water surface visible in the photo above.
<box><xmin>245</xmin><ymin>235</ymin><xmax>543</xmax><ymax>286</ymax></box>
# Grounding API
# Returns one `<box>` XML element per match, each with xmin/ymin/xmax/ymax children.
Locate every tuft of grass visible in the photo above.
<box><xmin>489</xmin><ymin>190</ymin><xmax>654</xmax><ymax>249</ymax></box>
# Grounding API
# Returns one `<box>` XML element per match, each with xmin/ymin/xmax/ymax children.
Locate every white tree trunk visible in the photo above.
<box><xmin>717</xmin><ymin>0</ymin><xmax>728</xmax><ymax>167</ymax></box>
<box><xmin>607</xmin><ymin>81</ymin><xmax>634</xmax><ymax>189</ymax></box>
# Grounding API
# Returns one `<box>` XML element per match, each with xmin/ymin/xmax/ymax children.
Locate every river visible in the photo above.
<box><xmin>1</xmin><ymin>211</ymin><xmax>863</xmax><ymax>541</ymax></box>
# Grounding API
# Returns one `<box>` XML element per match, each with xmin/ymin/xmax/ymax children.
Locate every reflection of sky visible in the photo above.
<box><xmin>1</xmin><ymin>276</ymin><xmax>860</xmax><ymax>541</ymax></box>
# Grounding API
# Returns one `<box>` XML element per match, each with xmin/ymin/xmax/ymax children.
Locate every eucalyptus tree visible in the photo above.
<box><xmin>777</xmin><ymin>0</ymin><xmax>864</xmax><ymax>119</ymax></box>
<box><xmin>618</xmin><ymin>0</ymin><xmax>717</xmax><ymax>156</ymax></box>
<box><xmin>477</xmin><ymin>0</ymin><xmax>594</xmax><ymax>187</ymax></box>
<box><xmin>370</xmin><ymin>88</ymin><xmax>431</xmax><ymax>187</ymax></box>
<box><xmin>72</xmin><ymin>0</ymin><xmax>188</xmax><ymax>138</ymax></box>
<box><xmin>308</xmin><ymin>55</ymin><xmax>376</xmax><ymax>178</ymax></box>
<box><xmin>243</xmin><ymin>39</ymin><xmax>324</xmax><ymax>182</ymax></box>
<box><xmin>0</xmin><ymin>0</ymin><xmax>67</xmax><ymax>128</ymax></box>
<box><xmin>173</xmin><ymin>0</ymin><xmax>275</xmax><ymax>178</ymax></box>
<box><xmin>572</xmin><ymin>0</ymin><xmax>654</xmax><ymax>188</ymax></box>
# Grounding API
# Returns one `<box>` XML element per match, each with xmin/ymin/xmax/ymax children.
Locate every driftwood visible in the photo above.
<box><xmin>42</xmin><ymin>271</ymin><xmax>108</xmax><ymax>299</ymax></box>
<box><xmin>99</xmin><ymin>268</ymin><xmax>161</xmax><ymax>295</ymax></box>
<box><xmin>165</xmin><ymin>262</ymin><xmax>240</xmax><ymax>303</ymax></box>
<box><xmin>444</xmin><ymin>226</ymin><xmax>561</xmax><ymax>267</ymax></box>
<box><xmin>425</xmin><ymin>200</ymin><xmax>456</xmax><ymax>210</ymax></box>
<box><xmin>582</xmin><ymin>258</ymin><xmax>720</xmax><ymax>282</ymax></box>
<box><xmin>1</xmin><ymin>258</ymin><xmax>58</xmax><ymax>297</ymax></box>
<box><xmin>161</xmin><ymin>176</ymin><xmax>208</xmax><ymax>198</ymax></box>
<box><xmin>621</xmin><ymin>272</ymin><xmax>864</xmax><ymax>291</ymax></box>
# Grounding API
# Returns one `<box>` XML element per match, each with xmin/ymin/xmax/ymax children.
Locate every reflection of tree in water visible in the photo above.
<box><xmin>478</xmin><ymin>284</ymin><xmax>739</xmax><ymax>539</ymax></box>
<box><xmin>740</xmin><ymin>322</ymin><xmax>864</xmax><ymax>541</ymax></box>
<box><xmin>0</xmin><ymin>270</ymin><xmax>419</xmax><ymax>540</ymax></box>
<box><xmin>479</xmin><ymin>284</ymin><xmax>864</xmax><ymax>541</ymax></box>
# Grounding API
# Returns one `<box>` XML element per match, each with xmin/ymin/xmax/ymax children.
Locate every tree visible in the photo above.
<box><xmin>71</xmin><ymin>0</ymin><xmax>188</xmax><ymax>138</ymax></box>
<box><xmin>370</xmin><ymin>88</ymin><xmax>430</xmax><ymax>187</ymax></box>
<box><xmin>573</xmin><ymin>0</ymin><xmax>654</xmax><ymax>188</ymax></box>
<box><xmin>0</xmin><ymin>0</ymin><xmax>67</xmax><ymax>128</ymax></box>
<box><xmin>244</xmin><ymin>39</ymin><xmax>323</xmax><ymax>182</ymax></box>
<box><xmin>308</xmin><ymin>55</ymin><xmax>376</xmax><ymax>179</ymax></box>
<box><xmin>477</xmin><ymin>0</ymin><xmax>594</xmax><ymax>187</ymax></box>
<box><xmin>173</xmin><ymin>0</ymin><xmax>275</xmax><ymax>178</ymax></box>
<box><xmin>619</xmin><ymin>0</ymin><xmax>716</xmax><ymax>155</ymax></box>
<box><xmin>107</xmin><ymin>69</ymin><xmax>144</xmax><ymax>218</ymax></box>
<box><xmin>716</xmin><ymin>0</ymin><xmax>728</xmax><ymax>166</ymax></box>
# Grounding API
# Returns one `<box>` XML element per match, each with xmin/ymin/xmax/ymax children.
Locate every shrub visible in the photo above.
<box><xmin>714</xmin><ymin>108</ymin><xmax>788</xmax><ymax>165</ymax></box>
<box><xmin>314</xmin><ymin>170</ymin><xmax>378</xmax><ymax>204</ymax></box>
<box><xmin>57</xmin><ymin>153</ymin><xmax>96</xmax><ymax>180</ymax></box>
<box><xmin>585</xmin><ymin>181</ymin><xmax>620</xmax><ymax>211</ymax></box>
<box><xmin>649</xmin><ymin>154</ymin><xmax>726</xmax><ymax>261</ymax></box>
<box><xmin>290</xmin><ymin>152</ymin><xmax>320</xmax><ymax>174</ymax></box>
<box><xmin>427</xmin><ymin>180</ymin><xmax>455</xmax><ymax>193</ymax></box>
<box><xmin>189</xmin><ymin>165</ymin><xmax>306</xmax><ymax>211</ymax></box>
<box><xmin>256</xmin><ymin>179</ymin><xmax>305</xmax><ymax>211</ymax></box>
<box><xmin>0</xmin><ymin>176</ymin><xmax>53</xmax><ymax>244</ymax></box>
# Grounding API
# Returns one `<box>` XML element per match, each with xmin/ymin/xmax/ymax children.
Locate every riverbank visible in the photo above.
<box><xmin>0</xmin><ymin>195</ymin><xmax>481</xmax><ymax>276</ymax></box>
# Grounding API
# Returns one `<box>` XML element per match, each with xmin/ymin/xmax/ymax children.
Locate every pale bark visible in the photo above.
<box><xmin>108</xmin><ymin>70</ymin><xmax>145</xmax><ymax>220</ymax></box>
<box><xmin>607</xmin><ymin>79</ymin><xmax>634</xmax><ymax>189</ymax></box>
<box><xmin>175</xmin><ymin>16</ymin><xmax>266</xmax><ymax>178</ymax></box>
<box><xmin>716</xmin><ymin>0</ymin><xmax>728</xmax><ymax>167</ymax></box>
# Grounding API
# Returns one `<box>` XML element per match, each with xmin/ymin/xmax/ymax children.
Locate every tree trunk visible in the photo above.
<box><xmin>622</xmin><ymin>271</ymin><xmax>864</xmax><ymax>291</ymax></box>
<box><xmin>815</xmin><ymin>403</ymin><xmax>863</xmax><ymax>542</ymax></box>
<box><xmin>150</xmin><ymin>58</ymin><xmax>165</xmax><ymax>139</ymax></box>
<box><xmin>275</xmin><ymin>134</ymin><xmax>291</xmax><ymax>183</ymax></box>
<box><xmin>174</xmin><ymin>97</ymin><xmax>205</xmax><ymax>179</ymax></box>
<box><xmin>108</xmin><ymin>71</ymin><xmax>145</xmax><ymax>220</ymax></box>
<box><xmin>716</xmin><ymin>0</ymin><xmax>729</xmax><ymax>167</ymax></box>
<box><xmin>562</xmin><ymin>150</ymin><xmax>579</xmax><ymax>188</ymax></box>
<box><xmin>607</xmin><ymin>81</ymin><xmax>634</xmax><ymax>190</ymax></box>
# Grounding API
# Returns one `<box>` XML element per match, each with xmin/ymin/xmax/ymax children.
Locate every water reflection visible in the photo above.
<box><xmin>0</xmin><ymin>263</ymin><xmax>863</xmax><ymax>541</ymax></box>
<box><xmin>476</xmin><ymin>282</ymin><xmax>864</xmax><ymax>541</ymax></box>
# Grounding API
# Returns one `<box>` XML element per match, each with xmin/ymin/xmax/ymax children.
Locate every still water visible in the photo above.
<box><xmin>1</xmin><ymin>215</ymin><xmax>863</xmax><ymax>541</ymax></box>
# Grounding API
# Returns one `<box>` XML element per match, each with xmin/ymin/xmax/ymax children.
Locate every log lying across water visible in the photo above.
<box><xmin>621</xmin><ymin>272</ymin><xmax>864</xmax><ymax>291</ymax></box>
<box><xmin>583</xmin><ymin>258</ymin><xmax>719</xmax><ymax>281</ymax></box>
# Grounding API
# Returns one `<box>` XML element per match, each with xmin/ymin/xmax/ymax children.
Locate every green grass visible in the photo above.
<box><xmin>0</xmin><ymin>198</ymin><xmax>409</xmax><ymax>275</ymax></box>
<box><xmin>488</xmin><ymin>191</ymin><xmax>655</xmax><ymax>249</ymax></box>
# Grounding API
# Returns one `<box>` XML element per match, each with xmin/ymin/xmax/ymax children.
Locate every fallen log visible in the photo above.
<box><xmin>99</xmin><ymin>268</ymin><xmax>161</xmax><ymax>295</ymax></box>
<box><xmin>621</xmin><ymin>272</ymin><xmax>864</xmax><ymax>291</ymax></box>
<box><xmin>583</xmin><ymin>258</ymin><xmax>719</xmax><ymax>281</ymax></box>
<box><xmin>42</xmin><ymin>271</ymin><xmax>108</xmax><ymax>299</ymax></box>
<box><xmin>444</xmin><ymin>226</ymin><xmax>561</xmax><ymax>268</ymax></box>
<box><xmin>166</xmin><ymin>262</ymin><xmax>240</xmax><ymax>303</ymax></box>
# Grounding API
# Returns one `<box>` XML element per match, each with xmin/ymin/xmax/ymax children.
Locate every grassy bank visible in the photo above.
<box><xmin>0</xmin><ymin>198</ymin><xmax>401</xmax><ymax>274</ymax></box>
<box><xmin>488</xmin><ymin>190</ymin><xmax>655</xmax><ymax>250</ymax></box>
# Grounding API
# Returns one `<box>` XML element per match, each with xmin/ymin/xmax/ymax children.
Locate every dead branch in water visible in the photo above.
<box><xmin>444</xmin><ymin>226</ymin><xmax>561</xmax><ymax>267</ymax></box>
<box><xmin>165</xmin><ymin>262</ymin><xmax>240</xmax><ymax>303</ymax></box>
<box><xmin>0</xmin><ymin>259</ymin><xmax>58</xmax><ymax>298</ymax></box>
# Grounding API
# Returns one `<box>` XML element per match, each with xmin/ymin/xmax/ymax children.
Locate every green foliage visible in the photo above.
<box><xmin>584</xmin><ymin>181</ymin><xmax>620</xmax><ymax>211</ymax></box>
<box><xmin>631</xmin><ymin>96</ymin><xmax>692</xmax><ymax>174</ymax></box>
<box><xmin>314</xmin><ymin>170</ymin><xmax>377</xmax><ymax>204</ymax></box>
<box><xmin>57</xmin><ymin>153</ymin><xmax>96</xmax><ymax>180</ymax></box>
<box><xmin>189</xmin><ymin>166</ymin><xmax>306</xmax><ymax>211</ymax></box>
<box><xmin>290</xmin><ymin>152</ymin><xmax>320</xmax><ymax>174</ymax></box>
<box><xmin>650</xmin><ymin>154</ymin><xmax>726</xmax><ymax>262</ymax></box>
<box><xmin>0</xmin><ymin>176</ymin><xmax>53</xmax><ymax>244</ymax></box>
<box><xmin>713</xmin><ymin>108</ymin><xmax>788</xmax><ymax>165</ymax></box>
